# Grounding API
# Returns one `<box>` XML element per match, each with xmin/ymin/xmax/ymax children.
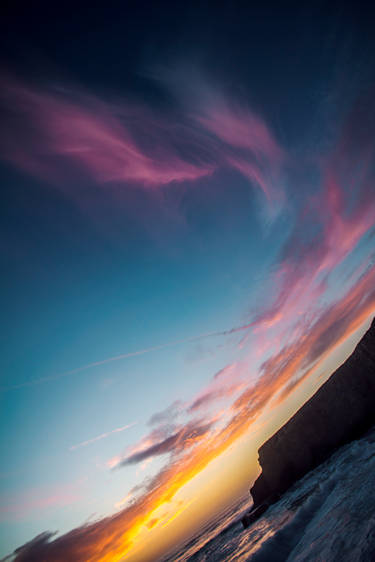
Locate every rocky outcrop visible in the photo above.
<box><xmin>250</xmin><ymin>317</ymin><xmax>375</xmax><ymax>508</ymax></box>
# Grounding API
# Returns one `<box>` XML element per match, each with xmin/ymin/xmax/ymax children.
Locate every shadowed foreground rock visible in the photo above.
<box><xmin>249</xmin><ymin>317</ymin><xmax>375</xmax><ymax>511</ymax></box>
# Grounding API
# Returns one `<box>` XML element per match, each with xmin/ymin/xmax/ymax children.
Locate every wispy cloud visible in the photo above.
<box><xmin>0</xmin><ymin>480</ymin><xmax>85</xmax><ymax>522</ymax></box>
<box><xmin>187</xmin><ymin>362</ymin><xmax>248</xmax><ymax>413</ymax></box>
<box><xmin>0</xmin><ymin>76</ymin><xmax>213</xmax><ymax>188</ymax></box>
<box><xmin>113</xmin><ymin>420</ymin><xmax>214</xmax><ymax>468</ymax></box>
<box><xmin>0</xmin><ymin>73</ymin><xmax>283</xmax><ymax>204</ymax></box>
<box><xmin>2</xmin><ymin>323</ymin><xmax>254</xmax><ymax>391</ymax></box>
<box><xmin>193</xmin><ymin>88</ymin><xmax>284</xmax><ymax>202</ymax></box>
<box><xmin>245</xmin><ymin>92</ymin><xmax>375</xmax><ymax>348</ymax></box>
<box><xmin>69</xmin><ymin>422</ymin><xmax>137</xmax><ymax>451</ymax></box>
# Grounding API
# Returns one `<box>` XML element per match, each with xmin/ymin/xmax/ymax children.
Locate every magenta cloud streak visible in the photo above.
<box><xmin>248</xmin><ymin>95</ymin><xmax>375</xmax><ymax>341</ymax></box>
<box><xmin>0</xmin><ymin>481</ymin><xmax>84</xmax><ymax>522</ymax></box>
<box><xmin>195</xmin><ymin>96</ymin><xmax>284</xmax><ymax>200</ymax></box>
<box><xmin>0</xmin><ymin>78</ymin><xmax>213</xmax><ymax>187</ymax></box>
<box><xmin>0</xmin><ymin>75</ymin><xmax>283</xmax><ymax>201</ymax></box>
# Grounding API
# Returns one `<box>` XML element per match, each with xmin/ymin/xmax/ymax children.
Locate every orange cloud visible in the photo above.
<box><xmin>145</xmin><ymin>518</ymin><xmax>159</xmax><ymax>530</ymax></box>
<box><xmin>11</xmin><ymin>266</ymin><xmax>375</xmax><ymax>560</ymax></box>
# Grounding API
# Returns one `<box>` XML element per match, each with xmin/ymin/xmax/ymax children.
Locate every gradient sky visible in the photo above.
<box><xmin>1</xmin><ymin>1</ymin><xmax>375</xmax><ymax>560</ymax></box>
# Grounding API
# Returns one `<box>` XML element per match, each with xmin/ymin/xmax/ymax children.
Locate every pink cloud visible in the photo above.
<box><xmin>107</xmin><ymin>362</ymin><xmax>250</xmax><ymax>470</ymax></box>
<box><xmin>0</xmin><ymin>481</ymin><xmax>84</xmax><ymax>522</ymax></box>
<box><xmin>0</xmin><ymin>77</ymin><xmax>213</xmax><ymax>188</ymax></box>
<box><xmin>0</xmin><ymin>74</ymin><xmax>284</xmax><ymax>208</ymax></box>
<box><xmin>195</xmin><ymin>95</ymin><xmax>284</xmax><ymax>200</ymax></box>
<box><xmin>249</xmin><ymin>127</ymin><xmax>375</xmax><ymax>341</ymax></box>
<box><xmin>187</xmin><ymin>362</ymin><xmax>249</xmax><ymax>413</ymax></box>
<box><xmin>106</xmin><ymin>362</ymin><xmax>250</xmax><ymax>470</ymax></box>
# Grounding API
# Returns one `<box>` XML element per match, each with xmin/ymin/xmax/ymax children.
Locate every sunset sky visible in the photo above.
<box><xmin>1</xmin><ymin>1</ymin><xmax>375</xmax><ymax>560</ymax></box>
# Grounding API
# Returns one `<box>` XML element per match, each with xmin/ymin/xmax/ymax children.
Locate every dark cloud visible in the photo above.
<box><xmin>118</xmin><ymin>421</ymin><xmax>213</xmax><ymax>467</ymax></box>
<box><xmin>148</xmin><ymin>400</ymin><xmax>183</xmax><ymax>426</ymax></box>
<box><xmin>188</xmin><ymin>392</ymin><xmax>223</xmax><ymax>412</ymax></box>
<box><xmin>12</xmin><ymin>532</ymin><xmax>57</xmax><ymax>562</ymax></box>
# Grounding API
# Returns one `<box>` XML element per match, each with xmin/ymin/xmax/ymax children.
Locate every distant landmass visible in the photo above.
<box><xmin>243</xmin><ymin>317</ymin><xmax>375</xmax><ymax>526</ymax></box>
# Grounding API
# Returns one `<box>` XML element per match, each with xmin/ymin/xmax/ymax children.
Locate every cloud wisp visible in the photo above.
<box><xmin>0</xmin><ymin>74</ymin><xmax>283</xmax><ymax>208</ymax></box>
<box><xmin>69</xmin><ymin>422</ymin><xmax>137</xmax><ymax>451</ymax></box>
<box><xmin>0</xmin><ymin>76</ymin><xmax>213</xmax><ymax>188</ymax></box>
<box><xmin>2</xmin><ymin>323</ymin><xmax>254</xmax><ymax>391</ymax></box>
<box><xmin>115</xmin><ymin>420</ymin><xmax>214</xmax><ymax>468</ymax></box>
<box><xmin>0</xmin><ymin>480</ymin><xmax>85</xmax><ymax>523</ymax></box>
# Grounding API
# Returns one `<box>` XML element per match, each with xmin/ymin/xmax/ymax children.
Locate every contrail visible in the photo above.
<box><xmin>69</xmin><ymin>422</ymin><xmax>137</xmax><ymax>451</ymax></box>
<box><xmin>3</xmin><ymin>322</ymin><xmax>254</xmax><ymax>391</ymax></box>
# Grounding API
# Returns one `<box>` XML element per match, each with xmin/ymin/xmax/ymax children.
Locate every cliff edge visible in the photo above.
<box><xmin>250</xmin><ymin>317</ymin><xmax>375</xmax><ymax>508</ymax></box>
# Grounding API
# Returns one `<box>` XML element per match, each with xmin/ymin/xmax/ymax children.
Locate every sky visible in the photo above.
<box><xmin>1</xmin><ymin>1</ymin><xmax>375</xmax><ymax>560</ymax></box>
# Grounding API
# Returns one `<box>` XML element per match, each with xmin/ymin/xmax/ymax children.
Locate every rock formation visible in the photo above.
<box><xmin>250</xmin><ymin>317</ymin><xmax>375</xmax><ymax>508</ymax></box>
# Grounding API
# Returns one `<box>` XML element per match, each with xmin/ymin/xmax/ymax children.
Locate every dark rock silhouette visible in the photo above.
<box><xmin>248</xmin><ymin>317</ymin><xmax>375</xmax><ymax>513</ymax></box>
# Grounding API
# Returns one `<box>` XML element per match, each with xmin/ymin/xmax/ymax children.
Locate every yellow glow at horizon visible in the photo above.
<box><xmin>117</xmin><ymin>314</ymin><xmax>373</xmax><ymax>562</ymax></box>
